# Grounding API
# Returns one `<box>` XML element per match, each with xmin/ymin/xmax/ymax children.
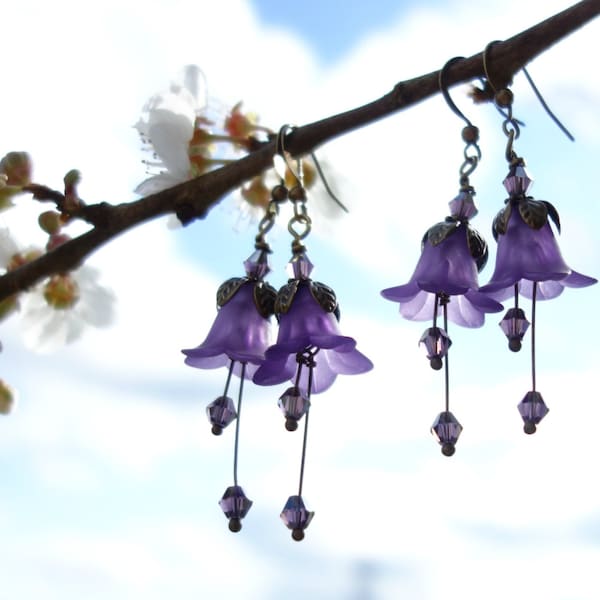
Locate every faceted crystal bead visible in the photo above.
<box><xmin>280</xmin><ymin>495</ymin><xmax>314</xmax><ymax>541</ymax></box>
<box><xmin>206</xmin><ymin>395</ymin><xmax>237</xmax><ymax>435</ymax></box>
<box><xmin>278</xmin><ymin>386</ymin><xmax>310</xmax><ymax>431</ymax></box>
<box><xmin>518</xmin><ymin>391</ymin><xmax>549</xmax><ymax>434</ymax></box>
<box><xmin>419</xmin><ymin>327</ymin><xmax>452</xmax><ymax>370</ymax></box>
<box><xmin>287</xmin><ymin>252</ymin><xmax>314</xmax><ymax>280</ymax></box>
<box><xmin>244</xmin><ymin>249</ymin><xmax>271</xmax><ymax>280</ymax></box>
<box><xmin>448</xmin><ymin>190</ymin><xmax>478</xmax><ymax>220</ymax></box>
<box><xmin>499</xmin><ymin>307</ymin><xmax>530</xmax><ymax>352</ymax></box>
<box><xmin>431</xmin><ymin>411</ymin><xmax>463</xmax><ymax>456</ymax></box>
<box><xmin>503</xmin><ymin>164</ymin><xmax>533</xmax><ymax>196</ymax></box>
<box><xmin>219</xmin><ymin>485</ymin><xmax>253</xmax><ymax>532</ymax></box>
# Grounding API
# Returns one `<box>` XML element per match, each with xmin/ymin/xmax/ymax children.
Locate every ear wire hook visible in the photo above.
<box><xmin>439</xmin><ymin>57</ymin><xmax>482</xmax><ymax>183</ymax></box>
<box><xmin>483</xmin><ymin>40</ymin><xmax>574</xmax><ymax>142</ymax></box>
<box><xmin>275</xmin><ymin>124</ymin><xmax>349</xmax><ymax>213</ymax></box>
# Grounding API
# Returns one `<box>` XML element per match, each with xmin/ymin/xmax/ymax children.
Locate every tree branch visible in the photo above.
<box><xmin>1</xmin><ymin>0</ymin><xmax>598</xmax><ymax>302</ymax></box>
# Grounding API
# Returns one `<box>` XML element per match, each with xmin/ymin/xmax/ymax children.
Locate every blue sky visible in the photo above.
<box><xmin>1</xmin><ymin>1</ymin><xmax>599</xmax><ymax>599</ymax></box>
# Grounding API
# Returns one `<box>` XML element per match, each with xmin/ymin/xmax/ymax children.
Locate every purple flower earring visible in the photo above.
<box><xmin>181</xmin><ymin>185</ymin><xmax>284</xmax><ymax>532</ymax></box>
<box><xmin>382</xmin><ymin>58</ymin><xmax>503</xmax><ymax>456</ymax></box>
<box><xmin>479</xmin><ymin>82</ymin><xmax>596</xmax><ymax>434</ymax></box>
<box><xmin>254</xmin><ymin>128</ymin><xmax>373</xmax><ymax>540</ymax></box>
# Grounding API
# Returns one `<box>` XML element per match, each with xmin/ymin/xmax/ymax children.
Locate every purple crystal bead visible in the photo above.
<box><xmin>280</xmin><ymin>495</ymin><xmax>314</xmax><ymax>541</ymax></box>
<box><xmin>448</xmin><ymin>190</ymin><xmax>478</xmax><ymax>220</ymax></box>
<box><xmin>244</xmin><ymin>249</ymin><xmax>271</xmax><ymax>280</ymax></box>
<box><xmin>499</xmin><ymin>308</ymin><xmax>530</xmax><ymax>352</ymax></box>
<box><xmin>206</xmin><ymin>395</ymin><xmax>237</xmax><ymax>435</ymax></box>
<box><xmin>431</xmin><ymin>411</ymin><xmax>463</xmax><ymax>457</ymax></box>
<box><xmin>419</xmin><ymin>327</ymin><xmax>452</xmax><ymax>370</ymax></box>
<box><xmin>219</xmin><ymin>485</ymin><xmax>253</xmax><ymax>532</ymax></box>
<box><xmin>518</xmin><ymin>391</ymin><xmax>549</xmax><ymax>434</ymax></box>
<box><xmin>278</xmin><ymin>386</ymin><xmax>310</xmax><ymax>431</ymax></box>
<box><xmin>503</xmin><ymin>164</ymin><xmax>533</xmax><ymax>196</ymax></box>
<box><xmin>287</xmin><ymin>252</ymin><xmax>314</xmax><ymax>280</ymax></box>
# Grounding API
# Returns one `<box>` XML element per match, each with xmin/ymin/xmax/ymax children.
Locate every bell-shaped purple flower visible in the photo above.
<box><xmin>182</xmin><ymin>277</ymin><xmax>276</xmax><ymax>378</ymax></box>
<box><xmin>381</xmin><ymin>221</ymin><xmax>503</xmax><ymax>327</ymax></box>
<box><xmin>480</xmin><ymin>196</ymin><xmax>597</xmax><ymax>301</ymax></box>
<box><xmin>253</xmin><ymin>281</ymin><xmax>373</xmax><ymax>394</ymax></box>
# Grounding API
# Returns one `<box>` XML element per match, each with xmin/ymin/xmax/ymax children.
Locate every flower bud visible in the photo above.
<box><xmin>0</xmin><ymin>379</ymin><xmax>15</xmax><ymax>415</ymax></box>
<box><xmin>0</xmin><ymin>295</ymin><xmax>18</xmax><ymax>321</ymax></box>
<box><xmin>44</xmin><ymin>274</ymin><xmax>80</xmax><ymax>309</ymax></box>
<box><xmin>0</xmin><ymin>152</ymin><xmax>32</xmax><ymax>186</ymax></box>
<box><xmin>241</xmin><ymin>176</ymin><xmax>270</xmax><ymax>209</ymax></box>
<box><xmin>38</xmin><ymin>211</ymin><xmax>62</xmax><ymax>234</ymax></box>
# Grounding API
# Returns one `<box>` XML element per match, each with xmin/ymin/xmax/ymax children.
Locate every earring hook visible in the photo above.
<box><xmin>439</xmin><ymin>57</ymin><xmax>482</xmax><ymax>182</ymax></box>
<box><xmin>274</xmin><ymin>124</ymin><xmax>349</xmax><ymax>213</ymax></box>
<box><xmin>483</xmin><ymin>40</ymin><xmax>574</xmax><ymax>142</ymax></box>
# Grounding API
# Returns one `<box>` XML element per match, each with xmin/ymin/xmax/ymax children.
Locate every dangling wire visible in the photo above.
<box><xmin>232</xmin><ymin>361</ymin><xmax>246</xmax><ymax>486</ymax></box>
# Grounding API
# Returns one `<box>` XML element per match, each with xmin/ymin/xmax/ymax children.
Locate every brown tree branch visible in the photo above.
<box><xmin>0</xmin><ymin>0</ymin><xmax>598</xmax><ymax>302</ymax></box>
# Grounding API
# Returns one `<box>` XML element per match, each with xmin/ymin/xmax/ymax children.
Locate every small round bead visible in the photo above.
<box><xmin>495</xmin><ymin>88</ymin><xmax>514</xmax><ymax>108</ymax></box>
<box><xmin>292</xmin><ymin>529</ymin><xmax>305</xmax><ymax>541</ymax></box>
<box><xmin>430</xmin><ymin>357</ymin><xmax>443</xmax><ymax>371</ymax></box>
<box><xmin>523</xmin><ymin>422</ymin><xmax>537</xmax><ymax>435</ymax></box>
<box><xmin>285</xmin><ymin>418</ymin><xmax>298</xmax><ymax>432</ymax></box>
<box><xmin>211</xmin><ymin>424</ymin><xmax>223</xmax><ymax>436</ymax></box>
<box><xmin>509</xmin><ymin>339</ymin><xmax>522</xmax><ymax>352</ymax></box>
<box><xmin>228</xmin><ymin>518</ymin><xmax>242</xmax><ymax>532</ymax></box>
<box><xmin>461</xmin><ymin>125</ymin><xmax>479</xmax><ymax>143</ymax></box>
<box><xmin>441</xmin><ymin>443</ymin><xmax>456</xmax><ymax>457</ymax></box>
<box><xmin>271</xmin><ymin>184</ymin><xmax>288</xmax><ymax>203</ymax></box>
<box><xmin>288</xmin><ymin>185</ymin><xmax>306</xmax><ymax>201</ymax></box>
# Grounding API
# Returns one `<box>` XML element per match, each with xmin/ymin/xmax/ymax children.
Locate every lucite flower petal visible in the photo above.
<box><xmin>481</xmin><ymin>207</ymin><xmax>597</xmax><ymax>300</ymax></box>
<box><xmin>253</xmin><ymin>284</ymin><xmax>372</xmax><ymax>394</ymax></box>
<box><xmin>382</xmin><ymin>223</ymin><xmax>502</xmax><ymax>328</ymax></box>
<box><xmin>182</xmin><ymin>281</ymin><xmax>272</xmax><ymax>379</ymax></box>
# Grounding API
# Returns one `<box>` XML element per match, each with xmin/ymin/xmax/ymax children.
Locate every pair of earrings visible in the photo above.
<box><xmin>183</xmin><ymin>128</ymin><xmax>373</xmax><ymax>540</ymax></box>
<box><xmin>382</xmin><ymin>52</ymin><xmax>596</xmax><ymax>455</ymax></box>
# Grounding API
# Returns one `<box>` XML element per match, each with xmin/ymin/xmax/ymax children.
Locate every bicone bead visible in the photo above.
<box><xmin>287</xmin><ymin>252</ymin><xmax>314</xmax><ymax>280</ymax></box>
<box><xmin>503</xmin><ymin>163</ymin><xmax>533</xmax><ymax>196</ymax></box>
<box><xmin>206</xmin><ymin>395</ymin><xmax>237</xmax><ymax>435</ymax></box>
<box><xmin>499</xmin><ymin>307</ymin><xmax>530</xmax><ymax>352</ymax></box>
<box><xmin>448</xmin><ymin>190</ymin><xmax>478</xmax><ymax>220</ymax></box>
<box><xmin>280</xmin><ymin>495</ymin><xmax>314</xmax><ymax>541</ymax></box>
<box><xmin>243</xmin><ymin>249</ymin><xmax>271</xmax><ymax>280</ymax></box>
<box><xmin>431</xmin><ymin>411</ymin><xmax>463</xmax><ymax>456</ymax></box>
<box><xmin>518</xmin><ymin>391</ymin><xmax>549</xmax><ymax>434</ymax></box>
<box><xmin>219</xmin><ymin>485</ymin><xmax>253</xmax><ymax>532</ymax></box>
<box><xmin>278</xmin><ymin>386</ymin><xmax>310</xmax><ymax>431</ymax></box>
<box><xmin>419</xmin><ymin>327</ymin><xmax>452</xmax><ymax>370</ymax></box>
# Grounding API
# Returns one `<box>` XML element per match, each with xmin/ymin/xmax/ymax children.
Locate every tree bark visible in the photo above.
<box><xmin>0</xmin><ymin>0</ymin><xmax>598</xmax><ymax>302</ymax></box>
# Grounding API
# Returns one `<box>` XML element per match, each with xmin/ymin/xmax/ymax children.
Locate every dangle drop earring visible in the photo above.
<box><xmin>478</xmin><ymin>45</ymin><xmax>597</xmax><ymax>434</ymax></box>
<box><xmin>180</xmin><ymin>178</ymin><xmax>283</xmax><ymax>532</ymax></box>
<box><xmin>381</xmin><ymin>57</ymin><xmax>503</xmax><ymax>456</ymax></box>
<box><xmin>254</xmin><ymin>126</ymin><xmax>373</xmax><ymax>540</ymax></box>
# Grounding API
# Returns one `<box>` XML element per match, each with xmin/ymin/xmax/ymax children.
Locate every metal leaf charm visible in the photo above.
<box><xmin>518</xmin><ymin>198</ymin><xmax>548</xmax><ymax>230</ymax></box>
<box><xmin>543</xmin><ymin>200</ymin><xmax>561</xmax><ymax>233</ymax></box>
<box><xmin>310</xmin><ymin>281</ymin><xmax>338</xmax><ymax>314</ymax></box>
<box><xmin>467</xmin><ymin>226</ymin><xmax>489</xmax><ymax>273</ymax></box>
<box><xmin>492</xmin><ymin>204</ymin><xmax>512</xmax><ymax>240</ymax></box>
<box><xmin>216</xmin><ymin>277</ymin><xmax>247</xmax><ymax>307</ymax></box>
<box><xmin>254</xmin><ymin>281</ymin><xmax>277</xmax><ymax>318</ymax></box>
<box><xmin>426</xmin><ymin>219</ymin><xmax>459</xmax><ymax>247</ymax></box>
<box><xmin>275</xmin><ymin>279</ymin><xmax>299</xmax><ymax>315</ymax></box>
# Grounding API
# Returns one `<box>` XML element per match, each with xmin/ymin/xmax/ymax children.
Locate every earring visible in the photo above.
<box><xmin>253</xmin><ymin>126</ymin><xmax>373</xmax><ymax>541</ymax></box>
<box><xmin>381</xmin><ymin>57</ymin><xmax>503</xmax><ymax>457</ymax></box>
<box><xmin>180</xmin><ymin>179</ymin><xmax>283</xmax><ymax>532</ymax></box>
<box><xmin>478</xmin><ymin>47</ymin><xmax>597</xmax><ymax>434</ymax></box>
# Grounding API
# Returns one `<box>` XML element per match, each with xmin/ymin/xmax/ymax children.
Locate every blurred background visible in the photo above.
<box><xmin>1</xmin><ymin>1</ymin><xmax>599</xmax><ymax>598</ymax></box>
